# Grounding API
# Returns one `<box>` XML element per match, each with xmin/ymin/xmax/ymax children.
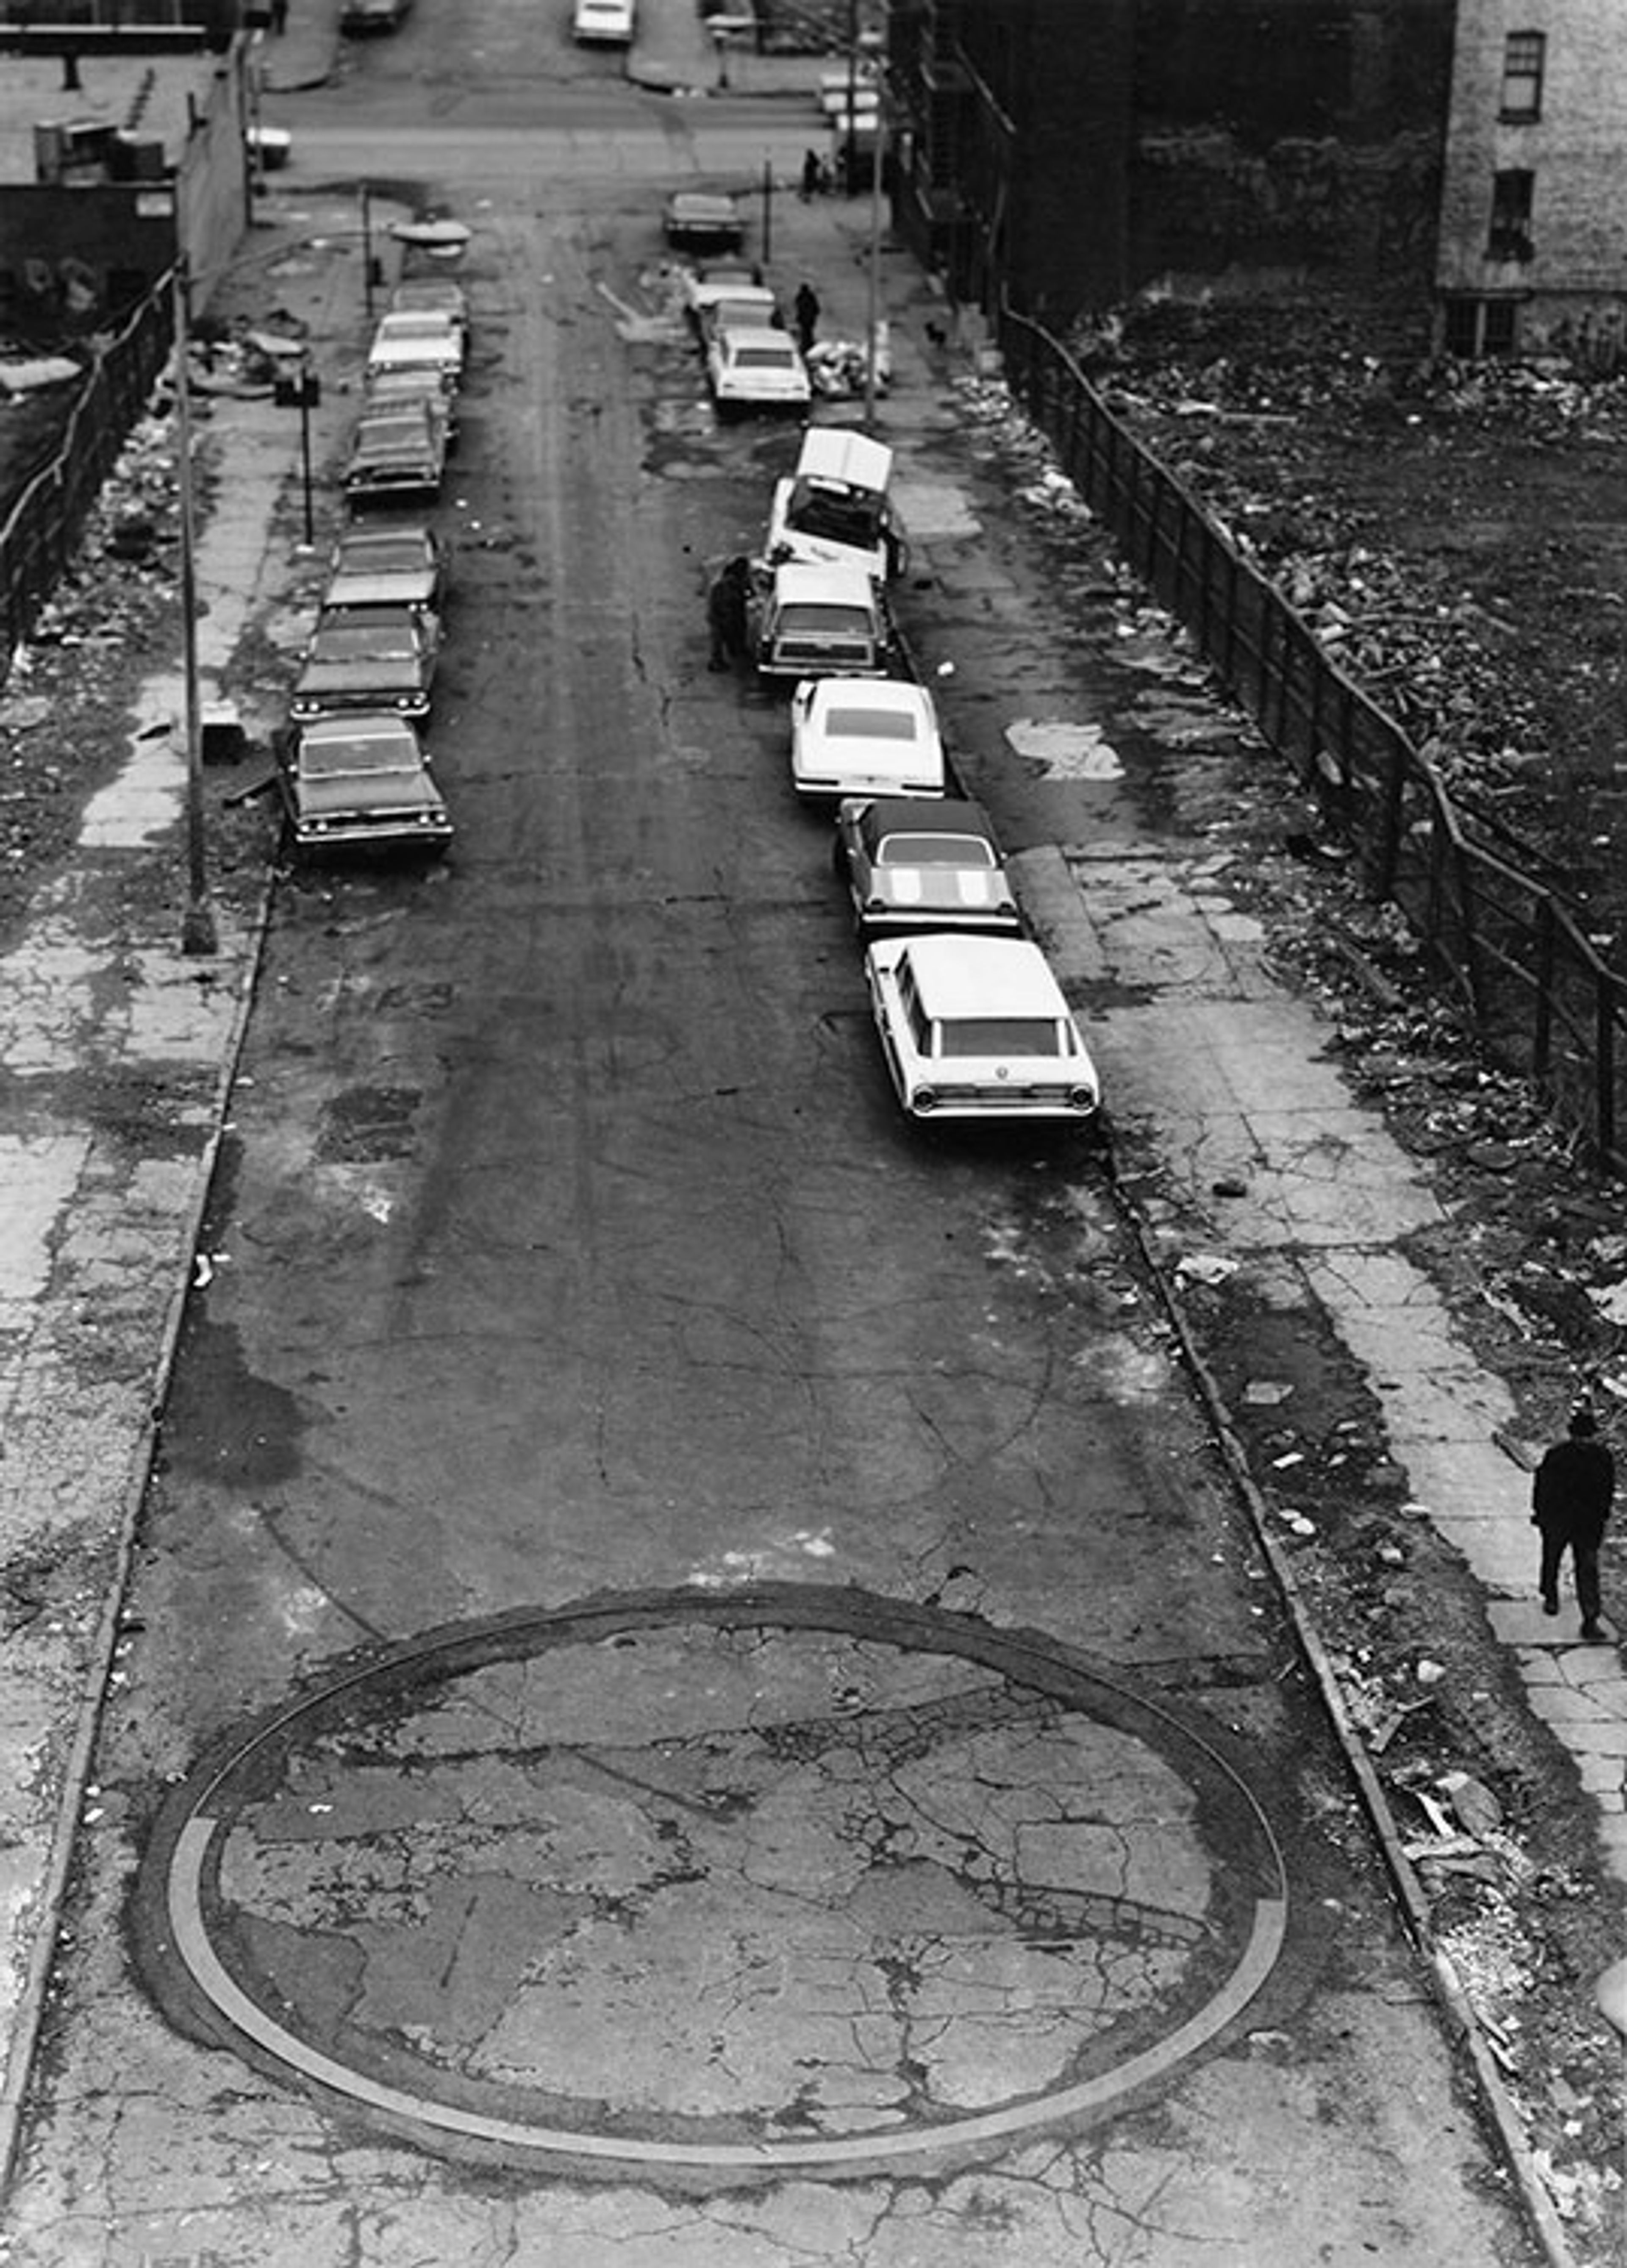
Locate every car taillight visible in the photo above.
<box><xmin>1069</xmin><ymin>1085</ymin><xmax>1097</xmax><ymax>1111</ymax></box>
<box><xmin>911</xmin><ymin>1086</ymin><xmax>937</xmax><ymax>1113</ymax></box>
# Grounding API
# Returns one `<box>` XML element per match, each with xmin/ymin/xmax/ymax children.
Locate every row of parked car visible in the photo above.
<box><xmin>744</xmin><ymin>425</ymin><xmax>1104</xmax><ymax>1131</ymax></box>
<box><xmin>669</xmin><ymin>239</ymin><xmax>814</xmax><ymax>420</ymax></box>
<box><xmin>274</xmin><ymin>281</ymin><xmax>466</xmax><ymax>859</ymax></box>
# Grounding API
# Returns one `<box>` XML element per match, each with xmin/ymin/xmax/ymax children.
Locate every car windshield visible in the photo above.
<box><xmin>735</xmin><ymin>344</ymin><xmax>796</xmax><ymax>369</ymax></box>
<box><xmin>300</xmin><ymin>734</ymin><xmax>417</xmax><ymax>778</ymax></box>
<box><xmin>879</xmin><ymin>833</ymin><xmax>993</xmax><ymax>867</ymax></box>
<box><xmin>825</xmin><ymin>706</ymin><xmax>916</xmax><ymax>741</ymax></box>
<box><xmin>780</xmin><ymin>605</ymin><xmax>873</xmax><ymax>637</ymax></box>
<box><xmin>789</xmin><ymin>483</ymin><xmax>883</xmax><ymax>548</ymax></box>
<box><xmin>311</xmin><ymin>625</ymin><xmax>416</xmax><ymax>662</ymax></box>
<box><xmin>937</xmin><ymin>1019</ymin><xmax>1064</xmax><ymax>1057</ymax></box>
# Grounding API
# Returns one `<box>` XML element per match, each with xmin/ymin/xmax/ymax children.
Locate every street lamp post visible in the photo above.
<box><xmin>169</xmin><ymin>254</ymin><xmax>217</xmax><ymax>958</ymax></box>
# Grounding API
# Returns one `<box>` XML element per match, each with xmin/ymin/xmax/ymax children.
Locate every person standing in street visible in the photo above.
<box><xmin>1531</xmin><ymin>1408</ymin><xmax>1614</xmax><ymax>1640</ymax></box>
<box><xmin>706</xmin><ymin>556</ymin><xmax>752</xmax><ymax>672</ymax></box>
<box><xmin>793</xmin><ymin>280</ymin><xmax>820</xmax><ymax>357</ymax></box>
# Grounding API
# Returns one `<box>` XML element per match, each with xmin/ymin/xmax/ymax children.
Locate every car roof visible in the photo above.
<box><xmin>895</xmin><ymin>935</ymin><xmax>1066</xmax><ymax>1018</ymax></box>
<box><xmin>794</xmin><ymin>427</ymin><xmax>892</xmax><ymax>495</ymax></box>
<box><xmin>773</xmin><ymin>560</ymin><xmax>877</xmax><ymax>604</ymax></box>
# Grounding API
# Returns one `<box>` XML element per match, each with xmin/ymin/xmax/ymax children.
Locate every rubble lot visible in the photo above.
<box><xmin>1073</xmin><ymin>298</ymin><xmax>1627</xmax><ymax>954</ymax></box>
<box><xmin>0</xmin><ymin>316</ymin><xmax>1624</xmax><ymax>2258</ymax></box>
<box><xmin>954</xmin><ymin>365</ymin><xmax>1626</xmax><ymax>2263</ymax></box>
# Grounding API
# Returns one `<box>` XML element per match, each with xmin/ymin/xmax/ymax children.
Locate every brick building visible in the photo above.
<box><xmin>1437</xmin><ymin>1</ymin><xmax>1627</xmax><ymax>361</ymax></box>
<box><xmin>889</xmin><ymin>0</ymin><xmax>1455</xmax><ymax>334</ymax></box>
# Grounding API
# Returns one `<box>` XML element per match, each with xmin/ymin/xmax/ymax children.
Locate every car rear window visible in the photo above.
<box><xmin>312</xmin><ymin>624</ymin><xmax>416</xmax><ymax>661</ymax></box>
<box><xmin>735</xmin><ymin>344</ymin><xmax>797</xmax><ymax>369</ymax></box>
<box><xmin>879</xmin><ymin>833</ymin><xmax>991</xmax><ymax>866</ymax></box>
<box><xmin>780</xmin><ymin>605</ymin><xmax>873</xmax><ymax>637</ymax></box>
<box><xmin>825</xmin><ymin>707</ymin><xmax>916</xmax><ymax>740</ymax></box>
<box><xmin>937</xmin><ymin>1018</ymin><xmax>1063</xmax><ymax>1057</ymax></box>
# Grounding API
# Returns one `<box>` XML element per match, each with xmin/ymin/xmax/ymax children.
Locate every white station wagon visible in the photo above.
<box><xmin>864</xmin><ymin>933</ymin><xmax>1101</xmax><ymax>1124</ymax></box>
<box><xmin>707</xmin><ymin>326</ymin><xmax>811</xmax><ymax>416</ymax></box>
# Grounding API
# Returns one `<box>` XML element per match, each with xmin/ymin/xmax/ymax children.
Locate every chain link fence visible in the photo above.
<box><xmin>0</xmin><ymin>277</ymin><xmax>172</xmax><ymax>683</ymax></box>
<box><xmin>998</xmin><ymin>302</ymin><xmax>1624</xmax><ymax>1180</ymax></box>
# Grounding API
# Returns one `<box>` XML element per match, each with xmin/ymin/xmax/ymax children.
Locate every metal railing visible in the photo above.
<box><xmin>0</xmin><ymin>279</ymin><xmax>173</xmax><ymax>680</ymax></box>
<box><xmin>998</xmin><ymin>302</ymin><xmax>1625</xmax><ymax>1178</ymax></box>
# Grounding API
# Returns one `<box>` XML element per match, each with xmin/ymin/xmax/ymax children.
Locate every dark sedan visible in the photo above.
<box><xmin>290</xmin><ymin>605</ymin><xmax>439</xmax><ymax>723</ymax></box>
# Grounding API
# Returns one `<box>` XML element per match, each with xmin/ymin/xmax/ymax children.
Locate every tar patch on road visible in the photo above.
<box><xmin>132</xmin><ymin>1585</ymin><xmax>1288</xmax><ymax>2180</ymax></box>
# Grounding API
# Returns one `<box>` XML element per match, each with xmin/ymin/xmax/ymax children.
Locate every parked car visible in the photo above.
<box><xmin>698</xmin><ymin>288</ymin><xmax>783</xmax><ymax>345</ymax></box>
<box><xmin>278</xmin><ymin>714</ymin><xmax>452</xmax><ymax>859</ymax></box>
<box><xmin>342</xmin><ymin>403</ymin><xmax>448</xmax><ymax>508</ymax></box>
<box><xmin>361</xmin><ymin>364</ymin><xmax>459</xmax><ymax>447</ymax></box>
<box><xmin>341</xmin><ymin>0</ymin><xmax>413</xmax><ymax>32</ymax></box>
<box><xmin>365</xmin><ymin>311</ymin><xmax>464</xmax><ymax>386</ymax></box>
<box><xmin>680</xmin><ymin>259</ymin><xmax>766</xmax><ymax>328</ymax></box>
<box><xmin>863</xmin><ymin>934</ymin><xmax>1101</xmax><ymax>1124</ymax></box>
<box><xmin>707</xmin><ymin>327</ymin><xmax>811</xmax><ymax>417</ymax></box>
<box><xmin>663</xmin><ymin>191</ymin><xmax>745</xmax><ymax>255</ymax></box>
<box><xmin>290</xmin><ymin>605</ymin><xmax>439</xmax><ymax>722</ymax></box>
<box><xmin>833</xmin><ymin>796</ymin><xmax>1022</xmax><ymax>937</ymax></box>
<box><xmin>790</xmin><ymin>676</ymin><xmax>945</xmax><ymax>800</ymax></box>
<box><xmin>388</xmin><ymin>278</ymin><xmax>469</xmax><ymax>335</ymax></box>
<box><xmin>247</xmin><ymin>123</ymin><xmax>292</xmax><ymax>170</ymax></box>
<box><xmin>748</xmin><ymin>560</ymin><xmax>899</xmax><ymax>683</ymax></box>
<box><xmin>573</xmin><ymin>0</ymin><xmax>635</xmax><ymax>44</ymax></box>
<box><xmin>322</xmin><ymin>524</ymin><xmax>450</xmax><ymax>625</ymax></box>
<box><xmin>766</xmin><ymin>425</ymin><xmax>904</xmax><ymax>581</ymax></box>
<box><xmin>816</xmin><ymin>65</ymin><xmax>878</xmax><ymax>119</ymax></box>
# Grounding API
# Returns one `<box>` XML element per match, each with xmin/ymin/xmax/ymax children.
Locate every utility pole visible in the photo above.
<box><xmin>170</xmin><ymin>255</ymin><xmax>217</xmax><ymax>958</ymax></box>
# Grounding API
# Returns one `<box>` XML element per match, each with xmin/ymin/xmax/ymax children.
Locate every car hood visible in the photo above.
<box><xmin>297</xmin><ymin>655</ymin><xmax>423</xmax><ymax>696</ymax></box>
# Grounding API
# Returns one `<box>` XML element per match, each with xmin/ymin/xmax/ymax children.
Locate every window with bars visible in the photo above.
<box><xmin>1488</xmin><ymin>169</ymin><xmax>1535</xmax><ymax>262</ymax></box>
<box><xmin>1501</xmin><ymin>30</ymin><xmax>1546</xmax><ymax>122</ymax></box>
<box><xmin>1443</xmin><ymin>298</ymin><xmax>1520</xmax><ymax>359</ymax></box>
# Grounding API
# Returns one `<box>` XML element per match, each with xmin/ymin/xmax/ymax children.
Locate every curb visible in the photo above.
<box><xmin>1110</xmin><ymin>1164</ymin><xmax>1582</xmax><ymax>2268</ymax></box>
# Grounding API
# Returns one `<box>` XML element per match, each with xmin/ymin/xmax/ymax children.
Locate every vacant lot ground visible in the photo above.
<box><xmin>1087</xmin><ymin>301</ymin><xmax>1627</xmax><ymax>957</ymax></box>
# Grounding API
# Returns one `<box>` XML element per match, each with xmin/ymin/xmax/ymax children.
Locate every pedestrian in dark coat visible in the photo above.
<box><xmin>800</xmin><ymin>148</ymin><xmax>823</xmax><ymax>202</ymax></box>
<box><xmin>707</xmin><ymin>556</ymin><xmax>752</xmax><ymax>671</ymax></box>
<box><xmin>793</xmin><ymin>281</ymin><xmax>820</xmax><ymax>357</ymax></box>
<box><xmin>269</xmin><ymin>0</ymin><xmax>289</xmax><ymax>32</ymax></box>
<box><xmin>1531</xmin><ymin>1408</ymin><xmax>1614</xmax><ymax>1639</ymax></box>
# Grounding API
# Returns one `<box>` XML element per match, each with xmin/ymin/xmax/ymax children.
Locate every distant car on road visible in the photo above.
<box><xmin>663</xmin><ymin>191</ymin><xmax>745</xmax><ymax>255</ymax></box>
<box><xmin>322</xmin><ymin>524</ymin><xmax>450</xmax><ymax>625</ymax></box>
<box><xmin>278</xmin><ymin>714</ymin><xmax>452</xmax><ymax>859</ymax></box>
<box><xmin>290</xmin><ymin>605</ymin><xmax>439</xmax><ymax>722</ymax></box>
<box><xmin>864</xmin><ymin>934</ymin><xmax>1101</xmax><ymax>1125</ymax></box>
<box><xmin>697</xmin><ymin>288</ymin><xmax>783</xmax><ymax>346</ymax></box>
<box><xmin>361</xmin><ymin>364</ymin><xmax>460</xmax><ymax>447</ymax></box>
<box><xmin>367</xmin><ymin>309</ymin><xmax>465</xmax><ymax>380</ymax></box>
<box><xmin>706</xmin><ymin>328</ymin><xmax>811</xmax><ymax>417</ymax></box>
<box><xmin>247</xmin><ymin>123</ymin><xmax>292</xmax><ymax>170</ymax></box>
<box><xmin>573</xmin><ymin>0</ymin><xmax>635</xmax><ymax>44</ymax></box>
<box><xmin>833</xmin><ymin>795</ymin><xmax>1022</xmax><ymax>937</ymax></box>
<box><xmin>341</xmin><ymin>0</ymin><xmax>413</xmax><ymax>33</ymax></box>
<box><xmin>790</xmin><ymin>677</ymin><xmax>945</xmax><ymax>799</ymax></box>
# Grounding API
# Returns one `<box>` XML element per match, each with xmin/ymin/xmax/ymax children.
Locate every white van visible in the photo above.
<box><xmin>766</xmin><ymin>427</ymin><xmax>905</xmax><ymax>581</ymax></box>
<box><xmin>573</xmin><ymin>0</ymin><xmax>634</xmax><ymax>44</ymax></box>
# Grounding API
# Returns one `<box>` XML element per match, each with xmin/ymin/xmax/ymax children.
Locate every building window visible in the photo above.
<box><xmin>1500</xmin><ymin>30</ymin><xmax>1545</xmax><ymax>122</ymax></box>
<box><xmin>1442</xmin><ymin>297</ymin><xmax>1521</xmax><ymax>359</ymax></box>
<box><xmin>1488</xmin><ymin>169</ymin><xmax>1535</xmax><ymax>262</ymax></box>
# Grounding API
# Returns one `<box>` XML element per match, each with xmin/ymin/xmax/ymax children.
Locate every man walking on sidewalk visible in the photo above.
<box><xmin>1532</xmin><ymin>1408</ymin><xmax>1615</xmax><ymax>1640</ymax></box>
<box><xmin>793</xmin><ymin>281</ymin><xmax>820</xmax><ymax>358</ymax></box>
